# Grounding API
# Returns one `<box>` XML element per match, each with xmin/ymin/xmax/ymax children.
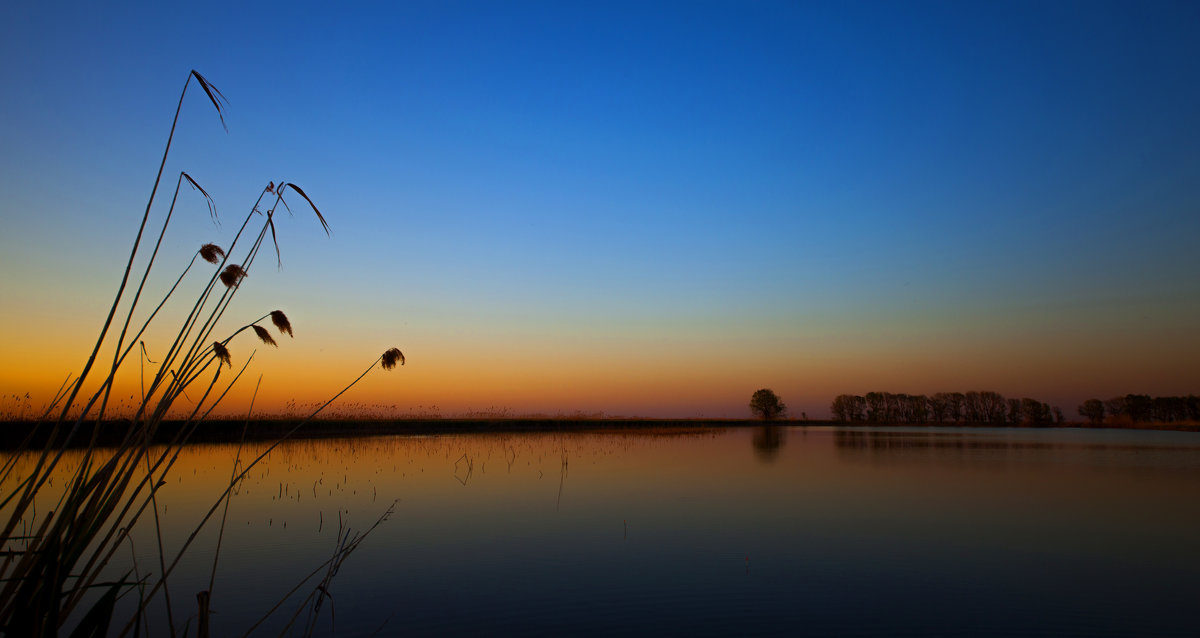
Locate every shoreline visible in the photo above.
<box><xmin>1</xmin><ymin>417</ymin><xmax>1198</xmax><ymax>450</ymax></box>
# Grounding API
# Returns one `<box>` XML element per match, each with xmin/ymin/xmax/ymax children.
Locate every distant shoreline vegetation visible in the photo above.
<box><xmin>2</xmin><ymin>407</ymin><xmax>1197</xmax><ymax>451</ymax></box>
<box><xmin>831</xmin><ymin>391</ymin><xmax>1200</xmax><ymax>428</ymax></box>
<box><xmin>0</xmin><ymin>418</ymin><xmax>758</xmax><ymax>450</ymax></box>
<box><xmin>5</xmin><ymin>391</ymin><xmax>1200</xmax><ymax>436</ymax></box>
<box><xmin>7</xmin><ymin>388</ymin><xmax>1199</xmax><ymax>431</ymax></box>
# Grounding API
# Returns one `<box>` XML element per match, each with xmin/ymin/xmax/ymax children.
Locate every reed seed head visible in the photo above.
<box><xmin>270</xmin><ymin>310</ymin><xmax>293</xmax><ymax>337</ymax></box>
<box><xmin>252</xmin><ymin>324</ymin><xmax>278</xmax><ymax>347</ymax></box>
<box><xmin>212</xmin><ymin>342</ymin><xmax>232</xmax><ymax>368</ymax></box>
<box><xmin>199</xmin><ymin>243</ymin><xmax>225</xmax><ymax>264</ymax></box>
<box><xmin>381</xmin><ymin>348</ymin><xmax>405</xmax><ymax>370</ymax></box>
<box><xmin>220</xmin><ymin>264</ymin><xmax>248</xmax><ymax>288</ymax></box>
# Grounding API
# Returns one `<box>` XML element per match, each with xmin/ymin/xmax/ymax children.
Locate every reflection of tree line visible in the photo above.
<box><xmin>830</xmin><ymin>391</ymin><xmax>1063</xmax><ymax>425</ymax></box>
<box><xmin>831</xmin><ymin>430</ymin><xmax>1194</xmax><ymax>476</ymax></box>
<box><xmin>834</xmin><ymin>429</ymin><xmax>1062</xmax><ymax>452</ymax></box>
<box><xmin>1077</xmin><ymin>395</ymin><xmax>1200</xmax><ymax>425</ymax></box>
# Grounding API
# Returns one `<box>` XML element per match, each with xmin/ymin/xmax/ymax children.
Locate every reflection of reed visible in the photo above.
<box><xmin>556</xmin><ymin>451</ymin><xmax>569</xmax><ymax>511</ymax></box>
<box><xmin>453</xmin><ymin>453</ymin><xmax>473</xmax><ymax>486</ymax></box>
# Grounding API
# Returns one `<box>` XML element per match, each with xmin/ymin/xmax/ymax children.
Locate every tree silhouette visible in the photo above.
<box><xmin>1007</xmin><ymin>398</ymin><xmax>1021</xmax><ymax>424</ymax></box>
<box><xmin>749</xmin><ymin>388</ymin><xmax>786</xmax><ymax>420</ymax></box>
<box><xmin>1124</xmin><ymin>394</ymin><xmax>1153</xmax><ymax>423</ymax></box>
<box><xmin>831</xmin><ymin>394</ymin><xmax>867</xmax><ymax>422</ymax></box>
<box><xmin>1078</xmin><ymin>399</ymin><xmax>1105</xmax><ymax>424</ymax></box>
<box><xmin>1083</xmin><ymin>394</ymin><xmax>1199</xmax><ymax>424</ymax></box>
<box><xmin>833</xmin><ymin>389</ymin><xmax>1198</xmax><ymax>426</ymax></box>
<box><xmin>1104</xmin><ymin>396</ymin><xmax>1126</xmax><ymax>419</ymax></box>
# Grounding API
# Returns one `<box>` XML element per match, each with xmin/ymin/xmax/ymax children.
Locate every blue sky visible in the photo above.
<box><xmin>2</xmin><ymin>1</ymin><xmax>1198</xmax><ymax>417</ymax></box>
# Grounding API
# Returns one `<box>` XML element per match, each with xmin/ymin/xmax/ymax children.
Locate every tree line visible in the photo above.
<box><xmin>830</xmin><ymin>391</ymin><xmax>1063</xmax><ymax>425</ymax></box>
<box><xmin>1076</xmin><ymin>394</ymin><xmax>1200</xmax><ymax>424</ymax></box>
<box><xmin>830</xmin><ymin>391</ymin><xmax>1200</xmax><ymax>425</ymax></box>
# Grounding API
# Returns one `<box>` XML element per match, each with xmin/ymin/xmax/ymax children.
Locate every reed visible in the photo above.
<box><xmin>0</xmin><ymin>71</ymin><xmax>403</xmax><ymax>637</ymax></box>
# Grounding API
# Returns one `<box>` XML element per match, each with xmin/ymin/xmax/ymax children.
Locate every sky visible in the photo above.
<box><xmin>1</xmin><ymin>1</ymin><xmax>1198</xmax><ymax>419</ymax></box>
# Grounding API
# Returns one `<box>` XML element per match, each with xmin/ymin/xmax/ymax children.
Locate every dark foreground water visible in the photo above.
<box><xmin>12</xmin><ymin>426</ymin><xmax>1200</xmax><ymax>636</ymax></box>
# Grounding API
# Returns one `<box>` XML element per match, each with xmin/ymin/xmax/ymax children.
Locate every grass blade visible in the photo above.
<box><xmin>268</xmin><ymin>216</ymin><xmax>281</xmax><ymax>267</ymax></box>
<box><xmin>281</xmin><ymin>183</ymin><xmax>329</xmax><ymax>235</ymax></box>
<box><xmin>182</xmin><ymin>172</ymin><xmax>218</xmax><ymax>224</ymax></box>
<box><xmin>189</xmin><ymin>70</ymin><xmax>228</xmax><ymax>132</ymax></box>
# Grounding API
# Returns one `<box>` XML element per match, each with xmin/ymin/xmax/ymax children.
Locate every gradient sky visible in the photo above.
<box><xmin>2</xmin><ymin>1</ymin><xmax>1198</xmax><ymax>418</ymax></box>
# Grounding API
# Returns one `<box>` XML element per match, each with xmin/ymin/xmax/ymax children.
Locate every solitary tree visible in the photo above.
<box><xmin>749</xmin><ymin>388</ymin><xmax>787</xmax><ymax>420</ymax></box>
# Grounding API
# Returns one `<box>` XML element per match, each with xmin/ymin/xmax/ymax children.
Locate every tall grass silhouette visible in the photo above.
<box><xmin>0</xmin><ymin>70</ymin><xmax>403</xmax><ymax>636</ymax></box>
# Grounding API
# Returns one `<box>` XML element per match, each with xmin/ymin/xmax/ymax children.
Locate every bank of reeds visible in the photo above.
<box><xmin>0</xmin><ymin>70</ymin><xmax>403</xmax><ymax>636</ymax></box>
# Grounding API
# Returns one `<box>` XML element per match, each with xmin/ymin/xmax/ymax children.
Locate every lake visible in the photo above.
<box><xmin>10</xmin><ymin>425</ymin><xmax>1200</xmax><ymax>636</ymax></box>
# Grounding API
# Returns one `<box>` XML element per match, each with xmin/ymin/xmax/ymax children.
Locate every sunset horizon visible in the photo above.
<box><xmin>5</xmin><ymin>4</ymin><xmax>1200</xmax><ymax>636</ymax></box>
<box><xmin>3</xmin><ymin>2</ymin><xmax>1198</xmax><ymax>420</ymax></box>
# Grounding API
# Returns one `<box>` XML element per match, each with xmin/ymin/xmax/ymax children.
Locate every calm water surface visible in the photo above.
<box><xmin>12</xmin><ymin>426</ymin><xmax>1200</xmax><ymax>636</ymax></box>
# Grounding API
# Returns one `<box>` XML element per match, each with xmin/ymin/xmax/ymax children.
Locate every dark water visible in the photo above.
<box><xmin>14</xmin><ymin>426</ymin><xmax>1200</xmax><ymax>636</ymax></box>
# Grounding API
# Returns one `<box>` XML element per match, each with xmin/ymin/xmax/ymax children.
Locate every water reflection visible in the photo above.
<box><xmin>832</xmin><ymin>427</ymin><xmax>1200</xmax><ymax>473</ymax></box>
<box><xmin>6</xmin><ymin>426</ymin><xmax>1200</xmax><ymax>637</ymax></box>
<box><xmin>751</xmin><ymin>425</ymin><xmax>784</xmax><ymax>462</ymax></box>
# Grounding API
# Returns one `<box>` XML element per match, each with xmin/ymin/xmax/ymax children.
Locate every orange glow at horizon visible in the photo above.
<box><xmin>2</xmin><ymin>0</ymin><xmax>1200</xmax><ymax>423</ymax></box>
<box><xmin>6</xmin><ymin>306</ymin><xmax>1199</xmax><ymax>420</ymax></box>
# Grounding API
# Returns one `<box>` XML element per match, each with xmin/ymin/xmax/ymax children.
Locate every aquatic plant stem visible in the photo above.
<box><xmin>60</xmin><ymin>72</ymin><xmax>212</xmax><ymax>424</ymax></box>
<box><xmin>0</xmin><ymin>72</ymin><xmax>224</xmax><ymax>558</ymax></box>
<box><xmin>97</xmin><ymin>172</ymin><xmax>214</xmax><ymax>424</ymax></box>
<box><xmin>205</xmin><ymin>375</ymin><xmax>260</xmax><ymax>628</ymax></box>
<box><xmin>117</xmin><ymin>350</ymin><xmax>400</xmax><ymax>637</ymax></box>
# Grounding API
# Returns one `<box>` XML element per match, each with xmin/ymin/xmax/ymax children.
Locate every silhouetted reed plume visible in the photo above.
<box><xmin>199</xmin><ymin>243</ymin><xmax>225</xmax><ymax>264</ymax></box>
<box><xmin>382</xmin><ymin>348</ymin><xmax>405</xmax><ymax>370</ymax></box>
<box><xmin>212</xmin><ymin>342</ymin><xmax>232</xmax><ymax>368</ymax></box>
<box><xmin>0</xmin><ymin>70</ymin><xmax>404</xmax><ymax>637</ymax></box>
<box><xmin>219</xmin><ymin>264</ymin><xmax>247</xmax><ymax>288</ymax></box>
<box><xmin>251</xmin><ymin>324</ymin><xmax>277</xmax><ymax>347</ymax></box>
<box><xmin>270</xmin><ymin>310</ymin><xmax>293</xmax><ymax>337</ymax></box>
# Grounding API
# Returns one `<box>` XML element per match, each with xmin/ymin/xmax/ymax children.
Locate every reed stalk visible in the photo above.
<box><xmin>116</xmin><ymin>348</ymin><xmax>406</xmax><ymax>636</ymax></box>
<box><xmin>0</xmin><ymin>70</ymin><xmax>403</xmax><ymax>637</ymax></box>
<box><xmin>0</xmin><ymin>73</ymin><xmax>227</xmax><ymax>563</ymax></box>
<box><xmin>58</xmin><ymin>70</ymin><xmax>225</xmax><ymax>424</ymax></box>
